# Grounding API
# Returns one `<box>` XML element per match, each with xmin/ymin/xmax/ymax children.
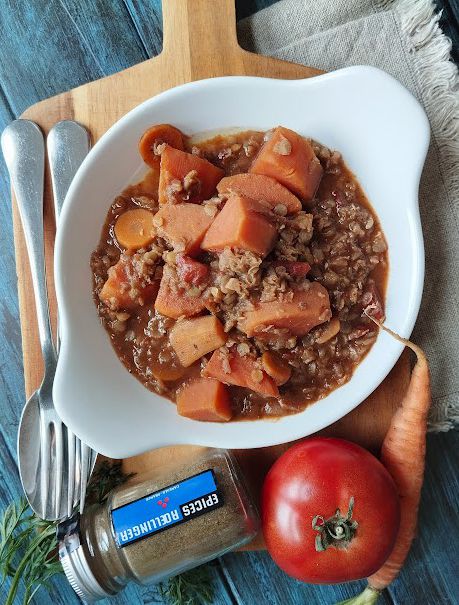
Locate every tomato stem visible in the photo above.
<box><xmin>312</xmin><ymin>496</ymin><xmax>358</xmax><ymax>552</ymax></box>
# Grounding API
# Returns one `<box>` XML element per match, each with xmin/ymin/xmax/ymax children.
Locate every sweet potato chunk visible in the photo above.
<box><xmin>155</xmin><ymin>266</ymin><xmax>206</xmax><ymax>319</ymax></box>
<box><xmin>217</xmin><ymin>173</ymin><xmax>302</xmax><ymax>214</ymax></box>
<box><xmin>261</xmin><ymin>352</ymin><xmax>291</xmax><ymax>385</ymax></box>
<box><xmin>177</xmin><ymin>378</ymin><xmax>232</xmax><ymax>422</ymax></box>
<box><xmin>201</xmin><ymin>194</ymin><xmax>277</xmax><ymax>257</ymax></box>
<box><xmin>203</xmin><ymin>348</ymin><xmax>279</xmax><ymax>398</ymax></box>
<box><xmin>242</xmin><ymin>283</ymin><xmax>331</xmax><ymax>337</ymax></box>
<box><xmin>250</xmin><ymin>126</ymin><xmax>323</xmax><ymax>203</ymax></box>
<box><xmin>99</xmin><ymin>254</ymin><xmax>159</xmax><ymax>311</ymax></box>
<box><xmin>170</xmin><ymin>315</ymin><xmax>227</xmax><ymax>367</ymax></box>
<box><xmin>154</xmin><ymin>203</ymin><xmax>214</xmax><ymax>256</ymax></box>
<box><xmin>158</xmin><ymin>145</ymin><xmax>224</xmax><ymax>204</ymax></box>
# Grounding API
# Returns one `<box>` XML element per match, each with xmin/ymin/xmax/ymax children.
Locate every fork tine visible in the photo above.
<box><xmin>54</xmin><ymin>420</ymin><xmax>65</xmax><ymax>518</ymax></box>
<box><xmin>73</xmin><ymin>437</ymin><xmax>81</xmax><ymax>509</ymax></box>
<box><xmin>79</xmin><ymin>443</ymin><xmax>90</xmax><ymax>514</ymax></box>
<box><xmin>67</xmin><ymin>428</ymin><xmax>76</xmax><ymax>517</ymax></box>
<box><xmin>90</xmin><ymin>448</ymin><xmax>98</xmax><ymax>475</ymax></box>
<box><xmin>39</xmin><ymin>413</ymin><xmax>50</xmax><ymax>517</ymax></box>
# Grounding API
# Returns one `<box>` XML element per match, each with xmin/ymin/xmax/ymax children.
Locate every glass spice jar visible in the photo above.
<box><xmin>58</xmin><ymin>448</ymin><xmax>259</xmax><ymax>602</ymax></box>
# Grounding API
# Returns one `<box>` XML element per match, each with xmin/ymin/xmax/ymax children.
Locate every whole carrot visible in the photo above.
<box><xmin>338</xmin><ymin>318</ymin><xmax>431</xmax><ymax>605</ymax></box>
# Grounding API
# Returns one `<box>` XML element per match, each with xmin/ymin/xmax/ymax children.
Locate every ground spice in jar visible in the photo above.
<box><xmin>59</xmin><ymin>448</ymin><xmax>259</xmax><ymax>602</ymax></box>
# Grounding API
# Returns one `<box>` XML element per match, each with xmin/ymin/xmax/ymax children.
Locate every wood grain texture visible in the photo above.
<box><xmin>0</xmin><ymin>0</ymin><xmax>458</xmax><ymax>603</ymax></box>
<box><xmin>16</xmin><ymin>0</ymin><xmax>405</xmax><ymax>546</ymax></box>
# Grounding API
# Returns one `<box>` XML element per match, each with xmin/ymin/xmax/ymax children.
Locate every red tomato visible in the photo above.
<box><xmin>262</xmin><ymin>438</ymin><xmax>400</xmax><ymax>584</ymax></box>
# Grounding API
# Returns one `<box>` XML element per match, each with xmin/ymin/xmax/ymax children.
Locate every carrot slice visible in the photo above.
<box><xmin>114</xmin><ymin>208</ymin><xmax>156</xmax><ymax>250</ymax></box>
<box><xmin>204</xmin><ymin>348</ymin><xmax>279</xmax><ymax>398</ymax></box>
<box><xmin>217</xmin><ymin>173</ymin><xmax>302</xmax><ymax>214</ymax></box>
<box><xmin>261</xmin><ymin>352</ymin><xmax>291</xmax><ymax>385</ymax></box>
<box><xmin>158</xmin><ymin>145</ymin><xmax>224</xmax><ymax>204</ymax></box>
<box><xmin>139</xmin><ymin>124</ymin><xmax>184</xmax><ymax>167</ymax></box>
<box><xmin>177</xmin><ymin>378</ymin><xmax>233</xmax><ymax>422</ymax></box>
<box><xmin>250</xmin><ymin>126</ymin><xmax>323</xmax><ymax>203</ymax></box>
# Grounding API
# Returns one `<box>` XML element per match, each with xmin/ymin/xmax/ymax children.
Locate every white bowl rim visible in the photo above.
<box><xmin>53</xmin><ymin>66</ymin><xmax>430</xmax><ymax>458</ymax></box>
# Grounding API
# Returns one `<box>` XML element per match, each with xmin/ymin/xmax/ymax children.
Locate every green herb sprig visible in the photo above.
<box><xmin>0</xmin><ymin>499</ymin><xmax>60</xmax><ymax>605</ymax></box>
<box><xmin>0</xmin><ymin>460</ymin><xmax>132</xmax><ymax>604</ymax></box>
<box><xmin>159</xmin><ymin>566</ymin><xmax>215</xmax><ymax>605</ymax></box>
<box><xmin>86</xmin><ymin>460</ymin><xmax>135</xmax><ymax>505</ymax></box>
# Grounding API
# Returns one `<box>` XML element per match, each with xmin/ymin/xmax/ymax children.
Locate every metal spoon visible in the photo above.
<box><xmin>2</xmin><ymin>120</ymin><xmax>65</xmax><ymax>520</ymax></box>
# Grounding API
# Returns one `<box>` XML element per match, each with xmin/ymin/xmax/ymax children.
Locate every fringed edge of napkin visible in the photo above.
<box><xmin>379</xmin><ymin>0</ymin><xmax>459</xmax><ymax>432</ymax></box>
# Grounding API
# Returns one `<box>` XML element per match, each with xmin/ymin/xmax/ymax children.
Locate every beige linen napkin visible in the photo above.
<box><xmin>239</xmin><ymin>0</ymin><xmax>459</xmax><ymax>431</ymax></box>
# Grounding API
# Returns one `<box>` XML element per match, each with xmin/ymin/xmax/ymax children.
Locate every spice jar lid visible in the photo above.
<box><xmin>60</xmin><ymin>544</ymin><xmax>110</xmax><ymax>602</ymax></box>
<box><xmin>58</xmin><ymin>515</ymin><xmax>111</xmax><ymax>603</ymax></box>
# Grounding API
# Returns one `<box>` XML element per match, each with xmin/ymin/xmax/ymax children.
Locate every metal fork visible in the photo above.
<box><xmin>47</xmin><ymin>120</ymin><xmax>97</xmax><ymax>515</ymax></box>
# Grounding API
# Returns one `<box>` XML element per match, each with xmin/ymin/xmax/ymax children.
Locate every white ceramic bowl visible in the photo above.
<box><xmin>54</xmin><ymin>66</ymin><xmax>429</xmax><ymax>458</ymax></box>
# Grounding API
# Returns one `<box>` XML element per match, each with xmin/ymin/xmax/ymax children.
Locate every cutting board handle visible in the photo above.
<box><xmin>161</xmin><ymin>0</ymin><xmax>242</xmax><ymax>77</ymax></box>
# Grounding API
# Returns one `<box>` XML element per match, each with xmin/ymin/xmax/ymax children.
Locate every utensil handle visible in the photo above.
<box><xmin>161</xmin><ymin>0</ymin><xmax>239</xmax><ymax>71</ymax></box>
<box><xmin>47</xmin><ymin>121</ymin><xmax>91</xmax><ymax>221</ymax></box>
<box><xmin>47</xmin><ymin>121</ymin><xmax>90</xmax><ymax>349</ymax></box>
<box><xmin>1</xmin><ymin>120</ymin><xmax>56</xmax><ymax>370</ymax></box>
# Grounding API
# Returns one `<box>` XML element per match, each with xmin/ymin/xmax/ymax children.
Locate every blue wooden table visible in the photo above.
<box><xmin>0</xmin><ymin>1</ymin><xmax>458</xmax><ymax>604</ymax></box>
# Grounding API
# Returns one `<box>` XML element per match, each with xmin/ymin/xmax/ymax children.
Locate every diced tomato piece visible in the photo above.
<box><xmin>272</xmin><ymin>261</ymin><xmax>311</xmax><ymax>277</ymax></box>
<box><xmin>362</xmin><ymin>281</ymin><xmax>385</xmax><ymax>322</ymax></box>
<box><xmin>176</xmin><ymin>254</ymin><xmax>209</xmax><ymax>285</ymax></box>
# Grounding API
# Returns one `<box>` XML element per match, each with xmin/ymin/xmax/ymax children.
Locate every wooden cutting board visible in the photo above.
<box><xmin>14</xmin><ymin>0</ymin><xmax>409</xmax><ymax>549</ymax></box>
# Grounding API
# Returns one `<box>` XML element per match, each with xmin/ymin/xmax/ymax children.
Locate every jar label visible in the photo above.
<box><xmin>111</xmin><ymin>469</ymin><xmax>223</xmax><ymax>548</ymax></box>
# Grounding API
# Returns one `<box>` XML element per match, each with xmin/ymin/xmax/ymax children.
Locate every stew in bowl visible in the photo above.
<box><xmin>91</xmin><ymin>124</ymin><xmax>388</xmax><ymax>422</ymax></box>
